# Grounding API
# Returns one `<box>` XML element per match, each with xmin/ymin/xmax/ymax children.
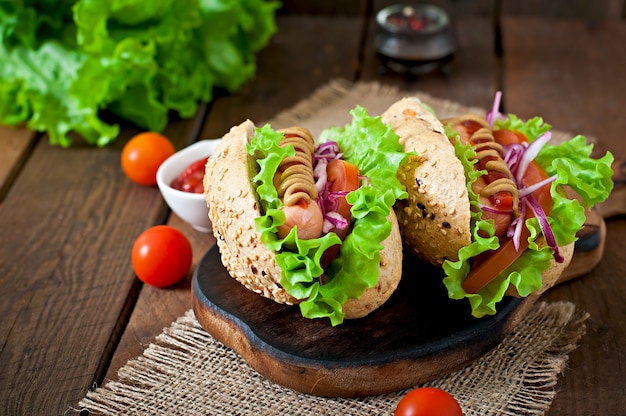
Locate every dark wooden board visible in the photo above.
<box><xmin>192</xmin><ymin>245</ymin><xmax>531</xmax><ymax>397</ymax></box>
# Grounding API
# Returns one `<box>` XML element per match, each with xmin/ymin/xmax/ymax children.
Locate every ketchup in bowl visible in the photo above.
<box><xmin>170</xmin><ymin>157</ymin><xmax>209</xmax><ymax>194</ymax></box>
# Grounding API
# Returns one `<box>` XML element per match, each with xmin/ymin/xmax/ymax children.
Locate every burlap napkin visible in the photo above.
<box><xmin>79</xmin><ymin>302</ymin><xmax>586</xmax><ymax>415</ymax></box>
<box><xmin>79</xmin><ymin>80</ymin><xmax>590</xmax><ymax>415</ymax></box>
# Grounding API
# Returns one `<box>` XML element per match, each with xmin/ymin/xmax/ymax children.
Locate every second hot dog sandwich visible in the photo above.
<box><xmin>382</xmin><ymin>94</ymin><xmax>614</xmax><ymax>317</ymax></box>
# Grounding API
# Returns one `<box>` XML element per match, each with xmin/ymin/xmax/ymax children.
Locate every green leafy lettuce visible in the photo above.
<box><xmin>443</xmin><ymin>116</ymin><xmax>614</xmax><ymax>317</ymax></box>
<box><xmin>0</xmin><ymin>0</ymin><xmax>279</xmax><ymax>146</ymax></box>
<box><xmin>248</xmin><ymin>107</ymin><xmax>409</xmax><ymax>325</ymax></box>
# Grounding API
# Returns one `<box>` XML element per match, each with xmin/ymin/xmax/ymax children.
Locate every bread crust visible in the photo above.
<box><xmin>204</xmin><ymin>120</ymin><xmax>295</xmax><ymax>304</ymax></box>
<box><xmin>382</xmin><ymin>97</ymin><xmax>471</xmax><ymax>265</ymax></box>
<box><xmin>343</xmin><ymin>209</ymin><xmax>403</xmax><ymax>319</ymax></box>
<box><xmin>204</xmin><ymin>120</ymin><xmax>403</xmax><ymax>319</ymax></box>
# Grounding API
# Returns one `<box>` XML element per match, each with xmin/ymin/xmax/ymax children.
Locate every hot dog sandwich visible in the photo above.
<box><xmin>382</xmin><ymin>94</ymin><xmax>614</xmax><ymax>317</ymax></box>
<box><xmin>204</xmin><ymin>107</ymin><xmax>409</xmax><ymax>325</ymax></box>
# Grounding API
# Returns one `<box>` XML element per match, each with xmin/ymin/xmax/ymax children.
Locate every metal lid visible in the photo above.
<box><xmin>376</xmin><ymin>3</ymin><xmax>450</xmax><ymax>36</ymax></box>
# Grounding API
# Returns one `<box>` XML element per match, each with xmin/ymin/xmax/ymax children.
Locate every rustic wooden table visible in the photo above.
<box><xmin>1</xmin><ymin>4</ymin><xmax>625</xmax><ymax>415</ymax></box>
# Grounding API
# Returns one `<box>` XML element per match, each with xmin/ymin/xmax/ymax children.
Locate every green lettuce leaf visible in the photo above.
<box><xmin>443</xmin><ymin>115</ymin><xmax>614</xmax><ymax>318</ymax></box>
<box><xmin>0</xmin><ymin>0</ymin><xmax>279</xmax><ymax>147</ymax></box>
<box><xmin>248</xmin><ymin>107</ymin><xmax>408</xmax><ymax>325</ymax></box>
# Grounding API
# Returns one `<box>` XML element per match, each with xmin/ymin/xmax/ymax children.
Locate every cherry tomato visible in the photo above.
<box><xmin>131</xmin><ymin>225</ymin><xmax>192</xmax><ymax>288</ymax></box>
<box><xmin>121</xmin><ymin>132</ymin><xmax>175</xmax><ymax>186</ymax></box>
<box><xmin>395</xmin><ymin>387</ymin><xmax>463</xmax><ymax>416</ymax></box>
<box><xmin>171</xmin><ymin>157</ymin><xmax>209</xmax><ymax>193</ymax></box>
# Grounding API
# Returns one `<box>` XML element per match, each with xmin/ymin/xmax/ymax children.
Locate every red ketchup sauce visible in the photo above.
<box><xmin>170</xmin><ymin>157</ymin><xmax>209</xmax><ymax>194</ymax></box>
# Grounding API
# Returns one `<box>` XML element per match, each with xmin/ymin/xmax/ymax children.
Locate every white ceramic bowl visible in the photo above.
<box><xmin>156</xmin><ymin>139</ymin><xmax>222</xmax><ymax>232</ymax></box>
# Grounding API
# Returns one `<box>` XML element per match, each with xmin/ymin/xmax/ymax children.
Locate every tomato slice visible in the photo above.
<box><xmin>462</xmin><ymin>225</ymin><xmax>530</xmax><ymax>294</ymax></box>
<box><xmin>320</xmin><ymin>159</ymin><xmax>360</xmax><ymax>268</ymax></box>
<box><xmin>522</xmin><ymin>161</ymin><xmax>552</xmax><ymax>214</ymax></box>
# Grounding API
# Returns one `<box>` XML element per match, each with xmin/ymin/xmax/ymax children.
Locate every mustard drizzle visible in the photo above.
<box><xmin>276</xmin><ymin>127</ymin><xmax>319</xmax><ymax>206</ymax></box>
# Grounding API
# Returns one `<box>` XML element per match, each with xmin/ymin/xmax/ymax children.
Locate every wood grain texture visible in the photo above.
<box><xmin>0</xmin><ymin>125</ymin><xmax>37</xmax><ymax>202</ymax></box>
<box><xmin>103</xmin><ymin>214</ymin><xmax>216</xmax><ymax>382</ymax></box>
<box><xmin>501</xmin><ymin>17</ymin><xmax>626</xmax><ymax>159</ymax></box>
<box><xmin>501</xmin><ymin>16</ymin><xmax>626</xmax><ymax>416</ymax></box>
<box><xmin>2</xmin><ymin>4</ymin><xmax>625</xmax><ymax>415</ymax></box>
<box><xmin>0</xmin><ymin>117</ymin><xmax>202</xmax><ymax>414</ymax></box>
<box><xmin>360</xmin><ymin>14</ymin><xmax>499</xmax><ymax>110</ymax></box>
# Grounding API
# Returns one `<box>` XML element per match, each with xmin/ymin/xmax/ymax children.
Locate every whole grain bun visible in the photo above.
<box><xmin>203</xmin><ymin>120</ymin><xmax>403</xmax><ymax>319</ymax></box>
<box><xmin>381</xmin><ymin>97</ymin><xmax>471</xmax><ymax>265</ymax></box>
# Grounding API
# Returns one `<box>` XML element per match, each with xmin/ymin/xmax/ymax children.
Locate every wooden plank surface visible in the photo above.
<box><xmin>361</xmin><ymin>14</ymin><xmax>499</xmax><ymax>107</ymax></box>
<box><xmin>501</xmin><ymin>17</ymin><xmax>626</xmax><ymax>159</ymax></box>
<box><xmin>0</xmin><ymin>125</ymin><xmax>37</xmax><ymax>203</ymax></box>
<box><xmin>501</xmin><ymin>17</ymin><xmax>626</xmax><ymax>416</ymax></box>
<box><xmin>0</xmin><ymin>115</ymin><xmax>203</xmax><ymax>415</ymax></box>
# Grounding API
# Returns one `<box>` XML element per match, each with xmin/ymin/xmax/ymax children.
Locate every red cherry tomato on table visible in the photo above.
<box><xmin>395</xmin><ymin>387</ymin><xmax>463</xmax><ymax>416</ymax></box>
<box><xmin>121</xmin><ymin>132</ymin><xmax>175</xmax><ymax>186</ymax></box>
<box><xmin>131</xmin><ymin>225</ymin><xmax>193</xmax><ymax>288</ymax></box>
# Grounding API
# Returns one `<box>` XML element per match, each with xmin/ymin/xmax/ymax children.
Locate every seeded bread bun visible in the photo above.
<box><xmin>381</xmin><ymin>97</ymin><xmax>471</xmax><ymax>265</ymax></box>
<box><xmin>203</xmin><ymin>120</ymin><xmax>403</xmax><ymax>319</ymax></box>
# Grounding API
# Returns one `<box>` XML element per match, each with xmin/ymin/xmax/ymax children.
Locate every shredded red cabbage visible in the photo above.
<box><xmin>314</xmin><ymin>141</ymin><xmax>343</xmax><ymax>160</ymax></box>
<box><xmin>323</xmin><ymin>211</ymin><xmax>349</xmax><ymax>233</ymax></box>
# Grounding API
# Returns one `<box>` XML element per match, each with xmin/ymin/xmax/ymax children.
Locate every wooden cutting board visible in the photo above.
<box><xmin>191</xmin><ymin>206</ymin><xmax>607</xmax><ymax>397</ymax></box>
<box><xmin>191</xmin><ymin>245</ymin><xmax>542</xmax><ymax>397</ymax></box>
